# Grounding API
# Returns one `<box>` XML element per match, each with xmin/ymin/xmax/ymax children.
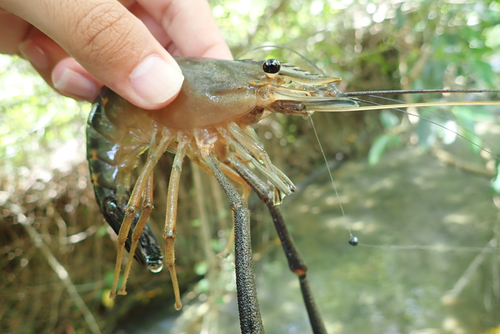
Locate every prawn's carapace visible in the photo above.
<box><xmin>86</xmin><ymin>57</ymin><xmax>500</xmax><ymax>334</ymax></box>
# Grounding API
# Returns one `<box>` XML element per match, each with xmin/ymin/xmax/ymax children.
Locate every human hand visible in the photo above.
<box><xmin>0</xmin><ymin>0</ymin><xmax>232</xmax><ymax>110</ymax></box>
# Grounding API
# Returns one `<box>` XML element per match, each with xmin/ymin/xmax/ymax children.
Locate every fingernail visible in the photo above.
<box><xmin>129</xmin><ymin>55</ymin><xmax>184</xmax><ymax>104</ymax></box>
<box><xmin>18</xmin><ymin>40</ymin><xmax>49</xmax><ymax>70</ymax></box>
<box><xmin>53</xmin><ymin>68</ymin><xmax>98</xmax><ymax>101</ymax></box>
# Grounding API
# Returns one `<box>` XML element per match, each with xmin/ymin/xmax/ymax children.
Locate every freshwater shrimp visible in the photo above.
<box><xmin>86</xmin><ymin>57</ymin><xmax>499</xmax><ymax>334</ymax></box>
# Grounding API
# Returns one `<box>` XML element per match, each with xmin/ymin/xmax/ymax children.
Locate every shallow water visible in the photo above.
<box><xmin>257</xmin><ymin>147</ymin><xmax>499</xmax><ymax>334</ymax></box>
<box><xmin>116</xmin><ymin>147</ymin><xmax>500</xmax><ymax>334</ymax></box>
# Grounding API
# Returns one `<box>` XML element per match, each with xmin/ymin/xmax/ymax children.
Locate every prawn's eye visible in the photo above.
<box><xmin>263</xmin><ymin>59</ymin><xmax>281</xmax><ymax>74</ymax></box>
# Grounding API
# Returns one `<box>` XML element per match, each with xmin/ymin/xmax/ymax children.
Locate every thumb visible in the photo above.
<box><xmin>4</xmin><ymin>0</ymin><xmax>184</xmax><ymax>109</ymax></box>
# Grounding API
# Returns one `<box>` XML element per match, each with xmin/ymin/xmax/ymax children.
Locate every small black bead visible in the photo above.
<box><xmin>263</xmin><ymin>59</ymin><xmax>281</xmax><ymax>74</ymax></box>
<box><xmin>349</xmin><ymin>236</ymin><xmax>359</xmax><ymax>246</ymax></box>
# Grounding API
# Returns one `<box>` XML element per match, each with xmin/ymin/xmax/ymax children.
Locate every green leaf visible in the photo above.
<box><xmin>416</xmin><ymin>118</ymin><xmax>436</xmax><ymax>150</ymax></box>
<box><xmin>191</xmin><ymin>218</ymin><xmax>200</xmax><ymax>227</ymax></box>
<box><xmin>194</xmin><ymin>261</ymin><xmax>208</xmax><ymax>276</ymax></box>
<box><xmin>197</xmin><ymin>278</ymin><xmax>210</xmax><ymax>293</ymax></box>
<box><xmin>379</xmin><ymin>110</ymin><xmax>400</xmax><ymax>129</ymax></box>
<box><xmin>368</xmin><ymin>134</ymin><xmax>400</xmax><ymax>165</ymax></box>
<box><xmin>472</xmin><ymin>60</ymin><xmax>494</xmax><ymax>87</ymax></box>
<box><xmin>453</xmin><ymin>107</ymin><xmax>482</xmax><ymax>153</ymax></box>
<box><xmin>491</xmin><ymin>172</ymin><xmax>500</xmax><ymax>194</ymax></box>
<box><xmin>484</xmin><ymin>24</ymin><xmax>500</xmax><ymax>48</ymax></box>
<box><xmin>104</xmin><ymin>270</ymin><xmax>121</xmax><ymax>288</ymax></box>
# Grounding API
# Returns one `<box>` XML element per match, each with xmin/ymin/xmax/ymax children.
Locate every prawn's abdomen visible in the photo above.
<box><xmin>146</xmin><ymin>58</ymin><xmax>264</xmax><ymax>130</ymax></box>
<box><xmin>87</xmin><ymin>97</ymin><xmax>163</xmax><ymax>270</ymax></box>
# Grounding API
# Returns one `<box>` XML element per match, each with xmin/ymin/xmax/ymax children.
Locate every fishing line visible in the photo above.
<box><xmin>255</xmin><ymin>45</ymin><xmax>357</xmax><ymax>244</ymax></box>
<box><xmin>358</xmin><ymin>243</ymin><xmax>500</xmax><ymax>253</ymax></box>
<box><xmin>308</xmin><ymin>116</ymin><xmax>358</xmax><ymax>246</ymax></box>
<box><xmin>242</xmin><ymin>46</ymin><xmax>500</xmax><ymax>248</ymax></box>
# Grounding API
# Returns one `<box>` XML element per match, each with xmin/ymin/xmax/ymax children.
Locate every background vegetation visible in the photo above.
<box><xmin>1</xmin><ymin>0</ymin><xmax>500</xmax><ymax>333</ymax></box>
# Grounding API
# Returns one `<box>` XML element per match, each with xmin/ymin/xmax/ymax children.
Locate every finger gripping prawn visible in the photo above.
<box><xmin>86</xmin><ymin>57</ymin><xmax>384</xmax><ymax>334</ymax></box>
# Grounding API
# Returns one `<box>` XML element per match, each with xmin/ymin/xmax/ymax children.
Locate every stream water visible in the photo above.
<box><xmin>116</xmin><ymin>147</ymin><xmax>499</xmax><ymax>334</ymax></box>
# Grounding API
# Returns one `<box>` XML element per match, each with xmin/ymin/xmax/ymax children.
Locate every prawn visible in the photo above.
<box><xmin>86</xmin><ymin>57</ymin><xmax>500</xmax><ymax>334</ymax></box>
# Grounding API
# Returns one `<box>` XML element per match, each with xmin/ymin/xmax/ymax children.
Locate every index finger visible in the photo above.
<box><xmin>137</xmin><ymin>0</ymin><xmax>232</xmax><ymax>60</ymax></box>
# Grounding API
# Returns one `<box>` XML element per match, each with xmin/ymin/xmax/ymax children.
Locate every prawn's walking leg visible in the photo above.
<box><xmin>218</xmin><ymin>124</ymin><xmax>295</xmax><ymax>197</ymax></box>
<box><xmin>118</xmin><ymin>175</ymin><xmax>154</xmax><ymax>294</ymax></box>
<box><xmin>110</xmin><ymin>130</ymin><xmax>174</xmax><ymax>298</ymax></box>
<box><xmin>163</xmin><ymin>132</ymin><xmax>190</xmax><ymax>311</ymax></box>
<box><xmin>230</xmin><ymin>157</ymin><xmax>328</xmax><ymax>334</ymax></box>
<box><xmin>198</xmin><ymin>148</ymin><xmax>264</xmax><ymax>333</ymax></box>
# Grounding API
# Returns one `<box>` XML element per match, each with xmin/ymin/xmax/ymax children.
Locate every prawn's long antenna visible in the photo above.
<box><xmin>348</xmin><ymin>89</ymin><xmax>499</xmax><ymax>122</ymax></box>
<box><xmin>343</xmin><ymin>88</ymin><xmax>500</xmax><ymax>155</ymax></box>
<box><xmin>320</xmin><ymin>100</ymin><xmax>500</xmax><ymax>112</ymax></box>
<box><xmin>343</xmin><ymin>88</ymin><xmax>500</xmax><ymax>97</ymax></box>
<box><xmin>318</xmin><ymin>98</ymin><xmax>500</xmax><ymax>163</ymax></box>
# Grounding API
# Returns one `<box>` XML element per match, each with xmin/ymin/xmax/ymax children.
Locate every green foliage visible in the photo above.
<box><xmin>212</xmin><ymin>0</ymin><xmax>500</xmax><ymax>172</ymax></box>
<box><xmin>0</xmin><ymin>55</ymin><xmax>89</xmax><ymax>178</ymax></box>
<box><xmin>491</xmin><ymin>172</ymin><xmax>500</xmax><ymax>194</ymax></box>
<box><xmin>104</xmin><ymin>270</ymin><xmax>121</xmax><ymax>289</ymax></box>
<box><xmin>2</xmin><ymin>0</ymin><xmax>499</xmax><ymax>177</ymax></box>
<box><xmin>194</xmin><ymin>260</ymin><xmax>209</xmax><ymax>276</ymax></box>
<box><xmin>368</xmin><ymin>134</ymin><xmax>401</xmax><ymax>165</ymax></box>
<box><xmin>368</xmin><ymin>111</ymin><xmax>402</xmax><ymax>165</ymax></box>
